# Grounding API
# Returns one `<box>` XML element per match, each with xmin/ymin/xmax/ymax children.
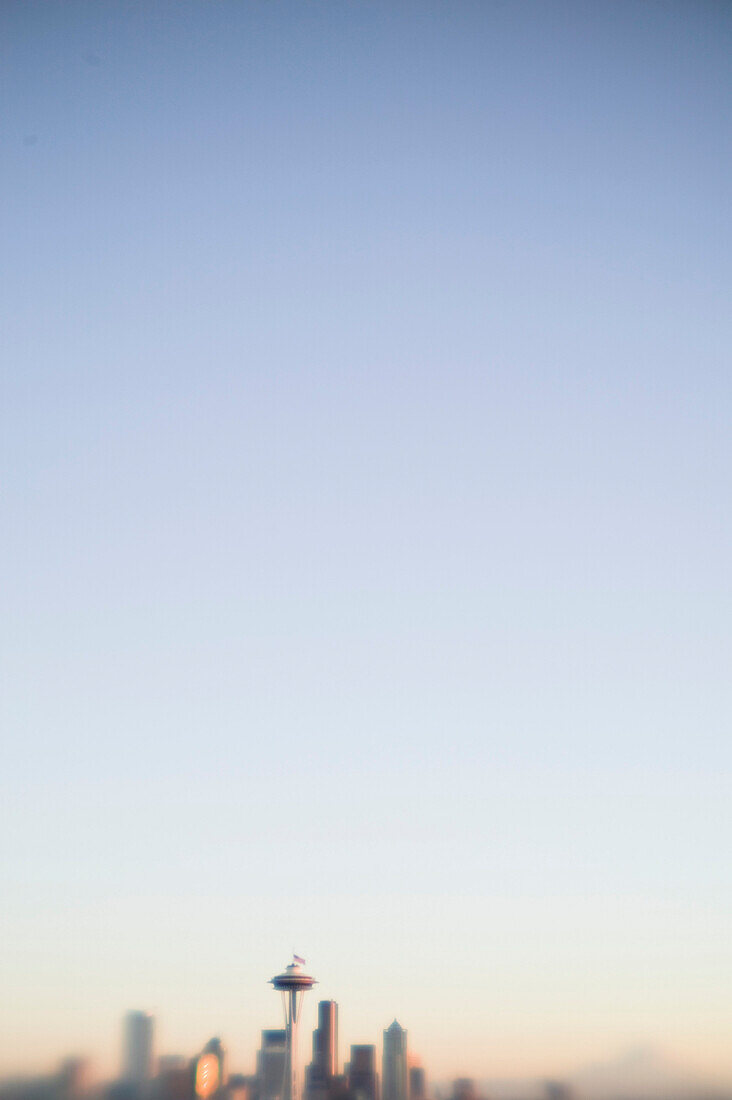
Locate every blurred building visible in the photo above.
<box><xmin>382</xmin><ymin>1024</ymin><xmax>407</xmax><ymax>1100</ymax></box>
<box><xmin>314</xmin><ymin>1003</ymin><xmax>338</xmax><ymax>1080</ymax></box>
<box><xmin>347</xmin><ymin>1047</ymin><xmax>378</xmax><ymax>1100</ymax></box>
<box><xmin>257</xmin><ymin>1031</ymin><xmax>287</xmax><ymax>1100</ymax></box>
<box><xmin>108</xmin><ymin>1082</ymin><xmax>139</xmax><ymax>1100</ymax></box>
<box><xmin>408</xmin><ymin>1069</ymin><xmax>425</xmax><ymax>1100</ymax></box>
<box><xmin>544</xmin><ymin>1085</ymin><xmax>572</xmax><ymax>1100</ymax></box>
<box><xmin>58</xmin><ymin>1061</ymin><xmax>91</xmax><ymax>1100</ymax></box>
<box><xmin>157</xmin><ymin>1062</ymin><xmax>186</xmax><ymax>1078</ymax></box>
<box><xmin>123</xmin><ymin>1014</ymin><xmax>154</xmax><ymax>1090</ymax></box>
<box><xmin>195</xmin><ymin>1040</ymin><xmax>226</xmax><ymax>1100</ymax></box>
<box><xmin>155</xmin><ymin>1063</ymin><xmax>193</xmax><ymax>1100</ymax></box>
<box><xmin>450</xmin><ymin>1082</ymin><xmax>477</xmax><ymax>1100</ymax></box>
<box><xmin>306</xmin><ymin>1002</ymin><xmax>339</xmax><ymax>1100</ymax></box>
<box><xmin>0</xmin><ymin>1060</ymin><xmax>92</xmax><ymax>1100</ymax></box>
<box><xmin>227</xmin><ymin>1077</ymin><xmax>255</xmax><ymax>1100</ymax></box>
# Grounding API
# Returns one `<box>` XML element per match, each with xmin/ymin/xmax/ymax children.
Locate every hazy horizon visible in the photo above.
<box><xmin>3</xmin><ymin>0</ymin><xmax>731</xmax><ymax>1085</ymax></box>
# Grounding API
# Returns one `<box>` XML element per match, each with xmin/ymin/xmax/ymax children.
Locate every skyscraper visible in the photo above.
<box><xmin>306</xmin><ymin>1001</ymin><xmax>339</xmax><ymax>1100</ymax></box>
<box><xmin>381</xmin><ymin>1023</ymin><xmax>407</xmax><ymax>1100</ymax></box>
<box><xmin>257</xmin><ymin>1031</ymin><xmax>287</xmax><ymax>1100</ymax></box>
<box><xmin>123</xmin><ymin>1012</ymin><xmax>154</xmax><ymax>1089</ymax></box>
<box><xmin>195</xmin><ymin>1039</ymin><xmax>227</xmax><ymax>1100</ymax></box>
<box><xmin>313</xmin><ymin>1002</ymin><xmax>338</xmax><ymax>1080</ymax></box>
<box><xmin>204</xmin><ymin>1039</ymin><xmax>227</xmax><ymax>1092</ymax></box>
<box><xmin>348</xmin><ymin>1046</ymin><xmax>378</xmax><ymax>1100</ymax></box>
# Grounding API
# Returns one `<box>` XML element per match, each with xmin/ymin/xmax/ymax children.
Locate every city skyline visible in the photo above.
<box><xmin>4</xmin><ymin>996</ymin><xmax>718</xmax><ymax>1099</ymax></box>
<box><xmin>3</xmin><ymin>958</ymin><xmax>729</xmax><ymax>1090</ymax></box>
<box><xmin>3</xmin><ymin>993</ymin><xmax>726</xmax><ymax>1100</ymax></box>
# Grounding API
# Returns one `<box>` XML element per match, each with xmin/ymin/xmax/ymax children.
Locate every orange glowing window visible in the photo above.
<box><xmin>195</xmin><ymin>1055</ymin><xmax>220</xmax><ymax>1099</ymax></box>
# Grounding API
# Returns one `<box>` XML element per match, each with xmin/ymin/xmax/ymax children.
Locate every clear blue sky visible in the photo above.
<box><xmin>2</xmin><ymin>0</ymin><xmax>731</xmax><ymax>1085</ymax></box>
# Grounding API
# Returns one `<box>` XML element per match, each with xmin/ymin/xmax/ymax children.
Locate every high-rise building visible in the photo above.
<box><xmin>204</xmin><ymin>1040</ymin><xmax>227</xmax><ymax>1095</ymax></box>
<box><xmin>123</xmin><ymin>1012</ymin><xmax>154</xmax><ymax>1089</ymax></box>
<box><xmin>306</xmin><ymin>1001</ymin><xmax>339</xmax><ymax>1100</ymax></box>
<box><xmin>381</xmin><ymin>1024</ymin><xmax>407</xmax><ymax>1100</ymax></box>
<box><xmin>257</xmin><ymin>1030</ymin><xmax>287</xmax><ymax>1100</ymax></box>
<box><xmin>313</xmin><ymin>1002</ymin><xmax>338</xmax><ymax>1079</ymax></box>
<box><xmin>194</xmin><ymin>1039</ymin><xmax>227</xmax><ymax>1100</ymax></box>
<box><xmin>348</xmin><ymin>1047</ymin><xmax>378</xmax><ymax>1100</ymax></box>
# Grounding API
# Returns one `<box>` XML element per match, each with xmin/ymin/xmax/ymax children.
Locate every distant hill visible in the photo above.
<box><xmin>431</xmin><ymin>1049</ymin><xmax>729</xmax><ymax>1100</ymax></box>
<box><xmin>570</xmin><ymin>1046</ymin><xmax>723</xmax><ymax>1100</ymax></box>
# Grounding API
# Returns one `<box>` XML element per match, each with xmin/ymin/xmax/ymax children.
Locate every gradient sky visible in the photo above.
<box><xmin>2</xmin><ymin>0</ymin><xmax>731</xmax><ymax>1086</ymax></box>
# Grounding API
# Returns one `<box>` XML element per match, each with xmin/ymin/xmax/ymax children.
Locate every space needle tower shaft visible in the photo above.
<box><xmin>269</xmin><ymin>957</ymin><xmax>316</xmax><ymax>1100</ymax></box>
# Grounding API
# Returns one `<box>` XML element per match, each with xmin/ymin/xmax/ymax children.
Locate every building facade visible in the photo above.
<box><xmin>123</xmin><ymin>1013</ymin><xmax>154</xmax><ymax>1089</ymax></box>
<box><xmin>347</xmin><ymin>1047</ymin><xmax>378</xmax><ymax>1100</ymax></box>
<box><xmin>257</xmin><ymin>1031</ymin><xmax>287</xmax><ymax>1100</ymax></box>
<box><xmin>381</xmin><ymin>1024</ymin><xmax>406</xmax><ymax>1100</ymax></box>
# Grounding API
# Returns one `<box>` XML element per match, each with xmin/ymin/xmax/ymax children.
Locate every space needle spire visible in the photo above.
<box><xmin>269</xmin><ymin>956</ymin><xmax>316</xmax><ymax>1100</ymax></box>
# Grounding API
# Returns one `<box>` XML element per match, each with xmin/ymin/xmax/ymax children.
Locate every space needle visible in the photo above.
<box><xmin>269</xmin><ymin>956</ymin><xmax>316</xmax><ymax>1100</ymax></box>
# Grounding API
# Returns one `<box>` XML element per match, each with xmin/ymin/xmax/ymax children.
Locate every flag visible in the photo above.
<box><xmin>293</xmin><ymin>954</ymin><xmax>306</xmax><ymax>965</ymax></box>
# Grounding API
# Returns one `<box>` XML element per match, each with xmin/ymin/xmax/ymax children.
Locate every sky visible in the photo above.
<box><xmin>2</xmin><ymin>0</ymin><xmax>731</xmax><ymax>1086</ymax></box>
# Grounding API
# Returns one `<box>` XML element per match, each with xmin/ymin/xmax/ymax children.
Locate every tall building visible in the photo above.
<box><xmin>347</xmin><ymin>1047</ymin><xmax>378</xmax><ymax>1100</ymax></box>
<box><xmin>204</xmin><ymin>1040</ymin><xmax>227</xmax><ymax>1095</ymax></box>
<box><xmin>123</xmin><ymin>1012</ymin><xmax>154</xmax><ymax>1088</ymax></box>
<box><xmin>313</xmin><ymin>1002</ymin><xmax>338</xmax><ymax>1079</ymax></box>
<box><xmin>257</xmin><ymin>1031</ymin><xmax>287</xmax><ymax>1100</ymax></box>
<box><xmin>306</xmin><ymin>1001</ymin><xmax>339</xmax><ymax>1100</ymax></box>
<box><xmin>381</xmin><ymin>1024</ymin><xmax>407</xmax><ymax>1100</ymax></box>
<box><xmin>194</xmin><ymin>1039</ymin><xmax>227</xmax><ymax>1100</ymax></box>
